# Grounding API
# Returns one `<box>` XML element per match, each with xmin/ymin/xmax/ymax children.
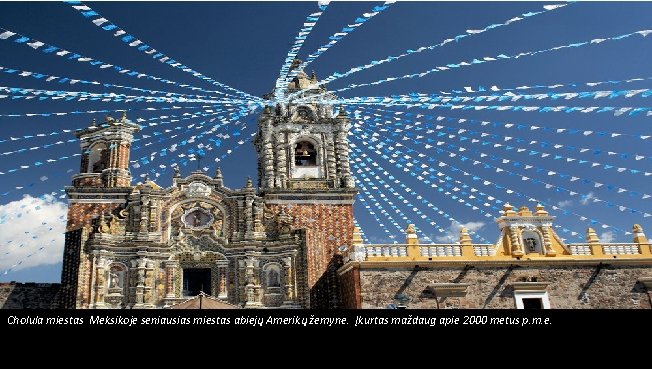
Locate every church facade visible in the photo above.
<box><xmin>54</xmin><ymin>63</ymin><xmax>652</xmax><ymax>310</ymax></box>
<box><xmin>59</xmin><ymin>66</ymin><xmax>356</xmax><ymax>308</ymax></box>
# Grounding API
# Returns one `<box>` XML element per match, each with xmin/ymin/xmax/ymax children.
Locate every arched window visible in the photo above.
<box><xmin>294</xmin><ymin>141</ymin><xmax>317</xmax><ymax>167</ymax></box>
<box><xmin>88</xmin><ymin>143</ymin><xmax>109</xmax><ymax>173</ymax></box>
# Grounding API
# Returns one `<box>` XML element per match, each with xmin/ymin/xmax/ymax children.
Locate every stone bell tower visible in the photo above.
<box><xmin>254</xmin><ymin>60</ymin><xmax>357</xmax><ymax>308</ymax></box>
<box><xmin>60</xmin><ymin>112</ymin><xmax>140</xmax><ymax>308</ymax></box>
<box><xmin>72</xmin><ymin>112</ymin><xmax>140</xmax><ymax>188</ymax></box>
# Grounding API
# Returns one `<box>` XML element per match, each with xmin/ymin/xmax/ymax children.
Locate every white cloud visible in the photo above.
<box><xmin>580</xmin><ymin>192</ymin><xmax>596</xmax><ymax>205</ymax></box>
<box><xmin>600</xmin><ymin>231</ymin><xmax>616</xmax><ymax>244</ymax></box>
<box><xmin>0</xmin><ymin>195</ymin><xmax>66</xmax><ymax>274</ymax></box>
<box><xmin>435</xmin><ymin>220</ymin><xmax>485</xmax><ymax>243</ymax></box>
<box><xmin>557</xmin><ymin>199</ymin><xmax>573</xmax><ymax>208</ymax></box>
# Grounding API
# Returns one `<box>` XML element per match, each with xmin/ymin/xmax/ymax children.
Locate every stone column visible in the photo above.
<box><xmin>510</xmin><ymin>226</ymin><xmax>524</xmax><ymax>256</ymax></box>
<box><xmin>275</xmin><ymin>132</ymin><xmax>287</xmax><ymax>188</ymax></box>
<box><xmin>288</xmin><ymin>132</ymin><xmax>298</xmax><ymax>181</ymax></box>
<box><xmin>139</xmin><ymin>196</ymin><xmax>149</xmax><ymax>233</ymax></box>
<box><xmin>282</xmin><ymin>257</ymin><xmax>294</xmax><ymax>303</ymax></box>
<box><xmin>144</xmin><ymin>260</ymin><xmax>155</xmax><ymax>307</ymax></box>
<box><xmin>133</xmin><ymin>258</ymin><xmax>146</xmax><ymax>308</ymax></box>
<box><xmin>93</xmin><ymin>256</ymin><xmax>107</xmax><ymax>308</ymax></box>
<box><xmin>217</xmin><ymin>261</ymin><xmax>229</xmax><ymax>299</ymax></box>
<box><xmin>335</xmin><ymin>124</ymin><xmax>352</xmax><ymax>187</ymax></box>
<box><xmin>263</xmin><ymin>135</ymin><xmax>275</xmax><ymax>188</ymax></box>
<box><xmin>325</xmin><ymin>134</ymin><xmax>337</xmax><ymax>184</ymax></box>
<box><xmin>164</xmin><ymin>261</ymin><xmax>177</xmax><ymax>299</ymax></box>
<box><xmin>244</xmin><ymin>257</ymin><xmax>262</xmax><ymax>308</ymax></box>
<box><xmin>244</xmin><ymin>196</ymin><xmax>254</xmax><ymax>240</ymax></box>
<box><xmin>541</xmin><ymin>227</ymin><xmax>556</xmax><ymax>256</ymax></box>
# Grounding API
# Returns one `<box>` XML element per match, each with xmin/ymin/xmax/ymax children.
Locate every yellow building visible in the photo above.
<box><xmin>339</xmin><ymin>203</ymin><xmax>652</xmax><ymax>309</ymax></box>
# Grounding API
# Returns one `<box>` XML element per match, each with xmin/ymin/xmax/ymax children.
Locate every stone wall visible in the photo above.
<box><xmin>0</xmin><ymin>282</ymin><xmax>61</xmax><ymax>309</ymax></box>
<box><xmin>358</xmin><ymin>264</ymin><xmax>652</xmax><ymax>309</ymax></box>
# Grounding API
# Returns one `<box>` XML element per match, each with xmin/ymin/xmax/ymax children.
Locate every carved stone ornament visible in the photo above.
<box><xmin>186</xmin><ymin>181</ymin><xmax>211</xmax><ymax>197</ymax></box>
<box><xmin>181</xmin><ymin>207</ymin><xmax>215</xmax><ymax>230</ymax></box>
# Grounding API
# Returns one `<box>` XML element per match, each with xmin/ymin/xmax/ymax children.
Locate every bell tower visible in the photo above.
<box><xmin>60</xmin><ymin>112</ymin><xmax>140</xmax><ymax>308</ymax></box>
<box><xmin>254</xmin><ymin>61</ymin><xmax>357</xmax><ymax>308</ymax></box>
<box><xmin>72</xmin><ymin>112</ymin><xmax>140</xmax><ymax>188</ymax></box>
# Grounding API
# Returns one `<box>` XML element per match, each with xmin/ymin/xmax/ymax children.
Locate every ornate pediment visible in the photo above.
<box><xmin>185</xmin><ymin>181</ymin><xmax>212</xmax><ymax>197</ymax></box>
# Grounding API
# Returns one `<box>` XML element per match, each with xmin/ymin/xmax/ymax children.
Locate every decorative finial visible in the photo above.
<box><xmin>405</xmin><ymin>224</ymin><xmax>418</xmax><ymax>245</ymax></box>
<box><xmin>90</xmin><ymin>118</ymin><xmax>97</xmax><ymax>128</ymax></box>
<box><xmin>173</xmin><ymin>166</ymin><xmax>181</xmax><ymax>178</ymax></box>
<box><xmin>311</xmin><ymin>70</ymin><xmax>317</xmax><ymax>81</ymax></box>
<box><xmin>633</xmin><ymin>224</ymin><xmax>647</xmax><ymax>244</ymax></box>
<box><xmin>534</xmin><ymin>203</ymin><xmax>548</xmax><ymax>216</ymax></box>
<box><xmin>503</xmin><ymin>203</ymin><xmax>516</xmax><ymax>216</ymax></box>
<box><xmin>214</xmin><ymin>167</ymin><xmax>223</xmax><ymax>187</ymax></box>
<box><xmin>459</xmin><ymin>227</ymin><xmax>472</xmax><ymax>245</ymax></box>
<box><xmin>121</xmin><ymin>111</ymin><xmax>127</xmax><ymax>121</ymax></box>
<box><xmin>586</xmin><ymin>227</ymin><xmax>600</xmax><ymax>244</ymax></box>
<box><xmin>246</xmin><ymin>177</ymin><xmax>253</xmax><ymax>188</ymax></box>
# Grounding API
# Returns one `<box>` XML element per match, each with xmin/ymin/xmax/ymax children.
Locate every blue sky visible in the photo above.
<box><xmin>0</xmin><ymin>1</ymin><xmax>651</xmax><ymax>282</ymax></box>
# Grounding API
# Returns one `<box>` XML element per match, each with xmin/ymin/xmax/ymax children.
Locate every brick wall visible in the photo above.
<box><xmin>266</xmin><ymin>203</ymin><xmax>353</xmax><ymax>308</ymax></box>
<box><xmin>339</xmin><ymin>267</ymin><xmax>361</xmax><ymax>309</ymax></box>
<box><xmin>357</xmin><ymin>264</ymin><xmax>652</xmax><ymax>309</ymax></box>
<box><xmin>0</xmin><ymin>282</ymin><xmax>60</xmax><ymax>309</ymax></box>
<box><xmin>66</xmin><ymin>203</ymin><xmax>121</xmax><ymax>231</ymax></box>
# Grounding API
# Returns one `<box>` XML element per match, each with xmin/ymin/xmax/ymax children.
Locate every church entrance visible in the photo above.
<box><xmin>182</xmin><ymin>268</ymin><xmax>211</xmax><ymax>296</ymax></box>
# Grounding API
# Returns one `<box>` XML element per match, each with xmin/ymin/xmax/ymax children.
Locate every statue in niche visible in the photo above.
<box><xmin>109</xmin><ymin>271</ymin><xmax>121</xmax><ymax>289</ymax></box>
<box><xmin>267</xmin><ymin>269</ymin><xmax>280</xmax><ymax>287</ymax></box>
<box><xmin>524</xmin><ymin>238</ymin><xmax>537</xmax><ymax>252</ymax></box>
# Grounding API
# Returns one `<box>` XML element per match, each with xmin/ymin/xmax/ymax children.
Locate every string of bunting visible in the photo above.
<box><xmin>349</xmin><ymin>152</ymin><xmax>411</xmax><ymax>241</ymax></box>
<box><xmin>360</xmin><ymin>117</ymin><xmax>642</xmax><ymax>234</ymax></box>
<box><xmin>0</xmin><ymin>104</ymin><xmax>225</xmax><ymax>118</ymax></box>
<box><xmin>352</xmin><ymin>129</ymin><xmax>494</xmax><ymax>243</ymax></box>
<box><xmin>344</xmin><ymin>86</ymin><xmax>652</xmax><ymax>107</ymax></box>
<box><xmin>301</xmin><ymin>26</ymin><xmax>652</xmax><ymax>100</ymax></box>
<box><xmin>0</xmin><ymin>85</ymin><xmax>245</xmax><ymax>105</ymax></box>
<box><xmin>352</xmin><ymin>218</ymin><xmax>369</xmax><ymax>244</ymax></box>
<box><xmin>337</xmin><ymin>97</ymin><xmax>652</xmax><ymax>118</ymax></box>
<box><xmin>441</xmin><ymin>75</ymin><xmax>652</xmax><ymax>96</ymax></box>
<box><xmin>355</xmin><ymin>106</ymin><xmax>652</xmax><ymax>173</ymax></box>
<box><xmin>131</xmin><ymin>108</ymin><xmax>251</xmax><ymax>169</ymax></box>
<box><xmin>283</xmin><ymin>1</ymin><xmax>395</xmax><ymax>93</ymax></box>
<box><xmin>353</xmin><ymin>122</ymin><xmax>504</xmax><ymax>218</ymax></box>
<box><xmin>353</xmin><ymin>120</ymin><xmax>621</xmax><ymax>239</ymax></box>
<box><xmin>0</xmin><ymin>107</ymin><xmax>247</xmax><ymax>177</ymax></box>
<box><xmin>0</xmin><ymin>27</ymin><xmax>262</xmax><ymax>100</ymax></box>
<box><xmin>65</xmin><ymin>1</ymin><xmax>261</xmax><ymax>102</ymax></box>
<box><xmin>353</xmin><ymin>137</ymin><xmax>480</xmax><ymax>242</ymax></box>
<box><xmin>361</xmin><ymin>105</ymin><xmax>652</xmax><ymax>152</ymax></box>
<box><xmin>352</xmin><ymin>149</ymin><xmax>461</xmax><ymax>243</ymax></box>
<box><xmin>353</xmin><ymin>119</ymin><xmax>589</xmax><ymax>240</ymax></box>
<box><xmin>287</xmin><ymin>3</ymin><xmax>569</xmax><ymax>101</ymax></box>
<box><xmin>273</xmin><ymin>2</ymin><xmax>328</xmax><ymax>101</ymax></box>
<box><xmin>358</xmin><ymin>110</ymin><xmax>652</xmax><ymax>217</ymax></box>
<box><xmin>0</xmin><ymin>65</ymin><xmax>239</xmax><ymax>101</ymax></box>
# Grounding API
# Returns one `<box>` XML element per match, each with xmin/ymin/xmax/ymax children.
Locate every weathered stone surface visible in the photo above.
<box><xmin>358</xmin><ymin>265</ymin><xmax>652</xmax><ymax>309</ymax></box>
<box><xmin>0</xmin><ymin>282</ymin><xmax>61</xmax><ymax>309</ymax></box>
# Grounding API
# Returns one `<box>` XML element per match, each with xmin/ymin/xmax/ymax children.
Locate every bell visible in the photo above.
<box><xmin>296</xmin><ymin>149</ymin><xmax>310</xmax><ymax>157</ymax></box>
